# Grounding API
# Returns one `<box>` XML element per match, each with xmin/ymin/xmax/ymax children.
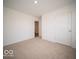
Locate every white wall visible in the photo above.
<box><xmin>3</xmin><ymin>7</ymin><xmax>34</xmax><ymax>46</ymax></box>
<box><xmin>42</xmin><ymin>4</ymin><xmax>76</xmax><ymax>48</ymax></box>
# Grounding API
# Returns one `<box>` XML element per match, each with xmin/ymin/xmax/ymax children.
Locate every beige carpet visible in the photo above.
<box><xmin>3</xmin><ymin>38</ymin><xmax>76</xmax><ymax>59</ymax></box>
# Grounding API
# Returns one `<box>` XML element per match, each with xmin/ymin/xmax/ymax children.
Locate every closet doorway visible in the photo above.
<box><xmin>35</xmin><ymin>21</ymin><xmax>39</xmax><ymax>37</ymax></box>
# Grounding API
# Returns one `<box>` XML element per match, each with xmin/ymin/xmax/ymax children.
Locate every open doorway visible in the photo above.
<box><xmin>35</xmin><ymin>21</ymin><xmax>39</xmax><ymax>37</ymax></box>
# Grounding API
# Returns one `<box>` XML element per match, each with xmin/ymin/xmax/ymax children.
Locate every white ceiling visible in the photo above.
<box><xmin>3</xmin><ymin>0</ymin><xmax>75</xmax><ymax>16</ymax></box>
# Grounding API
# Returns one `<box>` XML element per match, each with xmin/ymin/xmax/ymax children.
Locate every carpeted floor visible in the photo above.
<box><xmin>3</xmin><ymin>38</ymin><xmax>76</xmax><ymax>59</ymax></box>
